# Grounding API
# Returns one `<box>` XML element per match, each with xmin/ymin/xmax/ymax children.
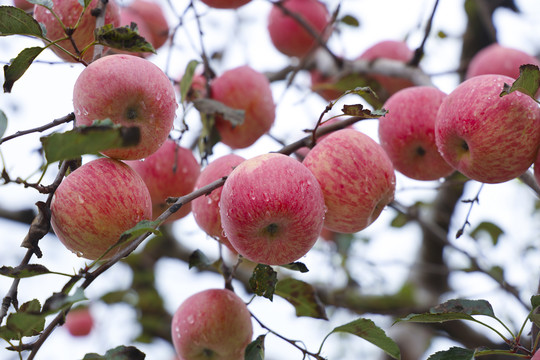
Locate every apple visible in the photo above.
<box><xmin>13</xmin><ymin>0</ymin><xmax>33</xmax><ymax>11</ymax></box>
<box><xmin>33</xmin><ymin>0</ymin><xmax>121</xmax><ymax>63</ymax></box>
<box><xmin>50</xmin><ymin>157</ymin><xmax>152</xmax><ymax>260</ymax></box>
<box><xmin>532</xmin><ymin>350</ymin><xmax>540</xmax><ymax>360</ymax></box>
<box><xmin>115</xmin><ymin>7</ymin><xmax>155</xmax><ymax>57</ymax></box>
<box><xmin>73</xmin><ymin>54</ymin><xmax>177</xmax><ymax>160</ymax></box>
<box><xmin>210</xmin><ymin>65</ymin><xmax>275</xmax><ymax>149</ymax></box>
<box><xmin>171</xmin><ymin>288</ymin><xmax>253</xmax><ymax>360</ymax></box>
<box><xmin>125</xmin><ymin>140</ymin><xmax>200</xmax><ymax>222</ymax></box>
<box><xmin>303</xmin><ymin>129</ymin><xmax>396</xmax><ymax>233</ymax></box>
<box><xmin>358</xmin><ymin>40</ymin><xmax>415</xmax><ymax>96</ymax></box>
<box><xmin>65</xmin><ymin>307</ymin><xmax>94</xmax><ymax>337</ymax></box>
<box><xmin>378</xmin><ymin>86</ymin><xmax>454</xmax><ymax>181</ymax></box>
<box><xmin>220</xmin><ymin>153</ymin><xmax>325</xmax><ymax>265</ymax></box>
<box><xmin>178</xmin><ymin>71</ymin><xmax>208</xmax><ymax>102</ymax></box>
<box><xmin>267</xmin><ymin>0</ymin><xmax>331</xmax><ymax>58</ymax></box>
<box><xmin>124</xmin><ymin>0</ymin><xmax>169</xmax><ymax>50</ymax></box>
<box><xmin>200</xmin><ymin>0</ymin><xmax>251</xmax><ymax>9</ymax></box>
<box><xmin>310</xmin><ymin>68</ymin><xmax>368</xmax><ymax>102</ymax></box>
<box><xmin>435</xmin><ymin>74</ymin><xmax>540</xmax><ymax>184</ymax></box>
<box><xmin>466</xmin><ymin>43</ymin><xmax>540</xmax><ymax>80</ymax></box>
<box><xmin>191</xmin><ymin>154</ymin><xmax>245</xmax><ymax>251</ymax></box>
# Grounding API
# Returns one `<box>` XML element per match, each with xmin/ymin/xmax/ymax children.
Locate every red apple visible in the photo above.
<box><xmin>13</xmin><ymin>0</ymin><xmax>33</xmax><ymax>11</ymax></box>
<box><xmin>267</xmin><ymin>0</ymin><xmax>331</xmax><ymax>58</ymax></box>
<box><xmin>178</xmin><ymin>71</ymin><xmax>208</xmax><ymax>102</ymax></box>
<box><xmin>125</xmin><ymin>140</ymin><xmax>200</xmax><ymax>222</ymax></box>
<box><xmin>124</xmin><ymin>0</ymin><xmax>169</xmax><ymax>50</ymax></box>
<box><xmin>50</xmin><ymin>158</ymin><xmax>152</xmax><ymax>260</ymax></box>
<box><xmin>220</xmin><ymin>153</ymin><xmax>325</xmax><ymax>265</ymax></box>
<box><xmin>73</xmin><ymin>54</ymin><xmax>177</xmax><ymax>160</ymax></box>
<box><xmin>33</xmin><ymin>0</ymin><xmax>121</xmax><ymax>63</ymax></box>
<box><xmin>191</xmin><ymin>154</ymin><xmax>245</xmax><ymax>251</ymax></box>
<box><xmin>115</xmin><ymin>7</ymin><xmax>155</xmax><ymax>57</ymax></box>
<box><xmin>378</xmin><ymin>86</ymin><xmax>454</xmax><ymax>180</ymax></box>
<box><xmin>210</xmin><ymin>65</ymin><xmax>275</xmax><ymax>149</ymax></box>
<box><xmin>303</xmin><ymin>129</ymin><xmax>396</xmax><ymax>233</ymax></box>
<box><xmin>171</xmin><ymin>289</ymin><xmax>253</xmax><ymax>360</ymax></box>
<box><xmin>435</xmin><ymin>74</ymin><xmax>540</xmax><ymax>184</ymax></box>
<box><xmin>65</xmin><ymin>307</ymin><xmax>94</xmax><ymax>337</ymax></box>
<box><xmin>200</xmin><ymin>0</ymin><xmax>251</xmax><ymax>9</ymax></box>
<box><xmin>532</xmin><ymin>350</ymin><xmax>540</xmax><ymax>360</ymax></box>
<box><xmin>358</xmin><ymin>40</ymin><xmax>415</xmax><ymax>96</ymax></box>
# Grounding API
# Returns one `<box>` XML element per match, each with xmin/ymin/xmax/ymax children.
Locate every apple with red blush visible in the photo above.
<box><xmin>65</xmin><ymin>307</ymin><xmax>94</xmax><ymax>337</ymax></box>
<box><xmin>200</xmin><ymin>0</ymin><xmax>251</xmax><ymax>9</ymax></box>
<box><xmin>123</xmin><ymin>0</ymin><xmax>169</xmax><ymax>50</ymax></box>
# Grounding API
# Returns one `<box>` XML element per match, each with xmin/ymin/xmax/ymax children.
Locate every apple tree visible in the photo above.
<box><xmin>0</xmin><ymin>0</ymin><xmax>540</xmax><ymax>359</ymax></box>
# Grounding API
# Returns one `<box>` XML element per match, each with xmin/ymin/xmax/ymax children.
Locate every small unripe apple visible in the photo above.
<box><xmin>303</xmin><ymin>129</ymin><xmax>396</xmax><ymax>233</ymax></box>
<box><xmin>124</xmin><ymin>0</ymin><xmax>169</xmax><ymax>50</ymax></box>
<box><xmin>73</xmin><ymin>54</ymin><xmax>177</xmax><ymax>160</ymax></box>
<box><xmin>220</xmin><ymin>153</ymin><xmax>325</xmax><ymax>265</ymax></box>
<box><xmin>51</xmin><ymin>158</ymin><xmax>152</xmax><ymax>260</ymax></box>
<box><xmin>33</xmin><ymin>0</ymin><xmax>121</xmax><ymax>63</ymax></box>
<box><xmin>65</xmin><ymin>307</ymin><xmax>94</xmax><ymax>337</ymax></box>
<box><xmin>379</xmin><ymin>86</ymin><xmax>454</xmax><ymax>180</ymax></box>
<box><xmin>435</xmin><ymin>74</ymin><xmax>540</xmax><ymax>184</ymax></box>
<box><xmin>171</xmin><ymin>289</ymin><xmax>253</xmax><ymax>360</ymax></box>
<box><xmin>200</xmin><ymin>0</ymin><xmax>251</xmax><ymax>9</ymax></box>
<box><xmin>210</xmin><ymin>65</ymin><xmax>275</xmax><ymax>149</ymax></box>
<box><xmin>125</xmin><ymin>140</ymin><xmax>200</xmax><ymax>222</ymax></box>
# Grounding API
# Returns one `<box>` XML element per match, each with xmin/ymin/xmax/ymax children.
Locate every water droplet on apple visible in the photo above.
<box><xmin>75</xmin><ymin>251</ymin><xmax>84</xmax><ymax>257</ymax></box>
<box><xmin>207</xmin><ymin>197</ymin><xmax>213</xmax><ymax>205</ymax></box>
<box><xmin>187</xmin><ymin>315</ymin><xmax>195</xmax><ymax>325</ymax></box>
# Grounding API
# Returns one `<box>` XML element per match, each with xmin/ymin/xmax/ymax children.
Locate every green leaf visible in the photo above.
<box><xmin>279</xmin><ymin>262</ymin><xmax>309</xmax><ymax>273</ymax></box>
<box><xmin>470</xmin><ymin>221</ymin><xmax>504</xmax><ymax>245</ymax></box>
<box><xmin>82</xmin><ymin>346</ymin><xmax>146</xmax><ymax>360</ymax></box>
<box><xmin>249</xmin><ymin>264</ymin><xmax>277</xmax><ymax>301</ymax></box>
<box><xmin>197</xmin><ymin>112</ymin><xmax>220</xmax><ymax>159</ymax></box>
<box><xmin>27</xmin><ymin>0</ymin><xmax>54</xmax><ymax>9</ymax></box>
<box><xmin>189</xmin><ymin>249</ymin><xmax>212</xmax><ymax>269</ymax></box>
<box><xmin>95</xmin><ymin>24</ymin><xmax>156</xmax><ymax>54</ymax></box>
<box><xmin>0</xmin><ymin>109</ymin><xmax>7</xmax><ymax>138</ymax></box>
<box><xmin>395</xmin><ymin>299</ymin><xmax>495</xmax><ymax>325</ymax></box>
<box><xmin>193</xmin><ymin>98</ymin><xmax>245</xmax><ymax>127</ymax></box>
<box><xmin>118</xmin><ymin>219</ymin><xmax>161</xmax><ymax>245</ymax></box>
<box><xmin>0</xmin><ymin>6</ymin><xmax>44</xmax><ymax>37</ymax></box>
<box><xmin>530</xmin><ymin>314</ymin><xmax>540</xmax><ymax>329</ymax></box>
<box><xmin>390</xmin><ymin>212</ymin><xmax>408</xmax><ymax>228</ymax></box>
<box><xmin>0</xmin><ymin>264</ymin><xmax>51</xmax><ymax>278</ymax></box>
<box><xmin>180</xmin><ymin>60</ymin><xmax>200</xmax><ymax>104</ymax></box>
<box><xmin>40</xmin><ymin>122</ymin><xmax>140</xmax><ymax>163</ymax></box>
<box><xmin>330</xmin><ymin>318</ymin><xmax>400</xmax><ymax>359</ymax></box>
<box><xmin>339</xmin><ymin>14</ymin><xmax>360</xmax><ymax>27</ymax></box>
<box><xmin>245</xmin><ymin>334</ymin><xmax>265</xmax><ymax>360</ymax></box>
<box><xmin>42</xmin><ymin>287</ymin><xmax>88</xmax><ymax>314</ymax></box>
<box><xmin>499</xmin><ymin>64</ymin><xmax>540</xmax><ymax>101</ymax></box>
<box><xmin>3</xmin><ymin>46</ymin><xmax>44</xmax><ymax>93</ymax></box>
<box><xmin>426</xmin><ymin>346</ymin><xmax>475</xmax><ymax>360</ymax></box>
<box><xmin>6</xmin><ymin>299</ymin><xmax>45</xmax><ymax>338</ymax></box>
<box><xmin>275</xmin><ymin>278</ymin><xmax>328</xmax><ymax>320</ymax></box>
<box><xmin>531</xmin><ymin>295</ymin><xmax>540</xmax><ymax>310</ymax></box>
<box><xmin>100</xmin><ymin>289</ymin><xmax>137</xmax><ymax>305</ymax></box>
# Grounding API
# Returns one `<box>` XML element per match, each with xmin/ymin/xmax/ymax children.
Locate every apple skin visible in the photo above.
<box><xmin>532</xmin><ymin>350</ymin><xmax>540</xmax><ymax>360</ymax></box>
<box><xmin>13</xmin><ymin>0</ymin><xmax>33</xmax><ymax>11</ymax></box>
<box><xmin>33</xmin><ymin>0</ymin><xmax>121</xmax><ymax>63</ymax></box>
<box><xmin>303</xmin><ymin>129</ymin><xmax>396</xmax><ymax>233</ymax></box>
<box><xmin>191</xmin><ymin>154</ymin><xmax>245</xmax><ymax>251</ymax></box>
<box><xmin>125</xmin><ymin>0</ymin><xmax>169</xmax><ymax>50</ymax></box>
<box><xmin>73</xmin><ymin>54</ymin><xmax>177</xmax><ymax>160</ymax></box>
<box><xmin>378</xmin><ymin>86</ymin><xmax>454</xmax><ymax>181</ymax></box>
<box><xmin>359</xmin><ymin>40</ymin><xmax>415</xmax><ymax>96</ymax></box>
<box><xmin>200</xmin><ymin>0</ymin><xmax>251</xmax><ymax>9</ymax></box>
<box><xmin>211</xmin><ymin>66</ymin><xmax>275</xmax><ymax>149</ymax></box>
<box><xmin>50</xmin><ymin>158</ymin><xmax>152</xmax><ymax>260</ymax></box>
<box><xmin>125</xmin><ymin>140</ymin><xmax>200</xmax><ymax>222</ymax></box>
<box><xmin>171</xmin><ymin>289</ymin><xmax>253</xmax><ymax>360</ymax></box>
<box><xmin>65</xmin><ymin>307</ymin><xmax>94</xmax><ymax>337</ymax></box>
<box><xmin>220</xmin><ymin>153</ymin><xmax>325</xmax><ymax>265</ymax></box>
<box><xmin>116</xmin><ymin>7</ymin><xmax>155</xmax><ymax>57</ymax></box>
<box><xmin>435</xmin><ymin>74</ymin><xmax>540</xmax><ymax>184</ymax></box>
<box><xmin>267</xmin><ymin>0</ymin><xmax>331</xmax><ymax>58</ymax></box>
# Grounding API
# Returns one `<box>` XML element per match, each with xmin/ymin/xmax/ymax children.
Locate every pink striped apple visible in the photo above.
<box><xmin>220</xmin><ymin>153</ymin><xmax>325</xmax><ymax>265</ymax></box>
<box><xmin>50</xmin><ymin>158</ymin><xmax>152</xmax><ymax>260</ymax></box>
<box><xmin>466</xmin><ymin>44</ymin><xmax>540</xmax><ymax>80</ymax></box>
<box><xmin>200</xmin><ymin>0</ymin><xmax>251</xmax><ymax>9</ymax></box>
<box><xmin>124</xmin><ymin>0</ymin><xmax>169</xmax><ymax>50</ymax></box>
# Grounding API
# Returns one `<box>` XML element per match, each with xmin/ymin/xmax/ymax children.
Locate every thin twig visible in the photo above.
<box><xmin>0</xmin><ymin>113</ymin><xmax>75</xmax><ymax>145</ymax></box>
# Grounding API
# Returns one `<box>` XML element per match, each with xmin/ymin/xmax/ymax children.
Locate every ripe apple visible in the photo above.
<box><xmin>466</xmin><ymin>43</ymin><xmax>540</xmax><ymax>80</ymax></box>
<box><xmin>435</xmin><ymin>74</ymin><xmax>540</xmax><ymax>184</ymax></box>
<box><xmin>73</xmin><ymin>54</ymin><xmax>177</xmax><ymax>160</ymax></box>
<box><xmin>191</xmin><ymin>154</ymin><xmax>245</xmax><ymax>251</ymax></box>
<box><xmin>116</xmin><ymin>7</ymin><xmax>155</xmax><ymax>57</ymax></box>
<box><xmin>124</xmin><ymin>0</ymin><xmax>169</xmax><ymax>50</ymax></box>
<box><xmin>171</xmin><ymin>288</ymin><xmax>253</xmax><ymax>360</ymax></box>
<box><xmin>267</xmin><ymin>0</ymin><xmax>331</xmax><ymax>58</ymax></box>
<box><xmin>378</xmin><ymin>86</ymin><xmax>454</xmax><ymax>181</ymax></box>
<box><xmin>220</xmin><ymin>153</ymin><xmax>325</xmax><ymax>265</ymax></box>
<box><xmin>200</xmin><ymin>0</ymin><xmax>251</xmax><ymax>9</ymax></box>
<box><xmin>50</xmin><ymin>158</ymin><xmax>152</xmax><ymax>260</ymax></box>
<box><xmin>125</xmin><ymin>140</ymin><xmax>200</xmax><ymax>222</ymax></box>
<box><xmin>65</xmin><ymin>307</ymin><xmax>94</xmax><ymax>337</ymax></box>
<box><xmin>210</xmin><ymin>65</ymin><xmax>275</xmax><ymax>149</ymax></box>
<box><xmin>33</xmin><ymin>0</ymin><xmax>121</xmax><ymax>63</ymax></box>
<box><xmin>13</xmin><ymin>0</ymin><xmax>33</xmax><ymax>11</ymax></box>
<box><xmin>303</xmin><ymin>129</ymin><xmax>396</xmax><ymax>233</ymax></box>
<box><xmin>358</xmin><ymin>40</ymin><xmax>415</xmax><ymax>96</ymax></box>
<box><xmin>532</xmin><ymin>350</ymin><xmax>540</xmax><ymax>360</ymax></box>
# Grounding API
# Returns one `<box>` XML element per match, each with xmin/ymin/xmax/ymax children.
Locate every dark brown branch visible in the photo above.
<box><xmin>0</xmin><ymin>113</ymin><xmax>75</xmax><ymax>145</ymax></box>
<box><xmin>409</xmin><ymin>0</ymin><xmax>440</xmax><ymax>67</ymax></box>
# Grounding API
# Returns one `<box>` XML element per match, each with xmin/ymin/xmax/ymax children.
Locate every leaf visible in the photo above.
<box><xmin>470</xmin><ymin>221</ymin><xmax>504</xmax><ymax>245</ymax></box>
<box><xmin>341</xmin><ymin>103</ymin><xmax>387</xmax><ymax>118</ymax></box>
<box><xmin>280</xmin><ymin>262</ymin><xmax>309</xmax><ymax>273</ymax></box>
<box><xmin>395</xmin><ymin>299</ymin><xmax>496</xmax><ymax>325</ymax></box>
<box><xmin>118</xmin><ymin>219</ymin><xmax>161</xmax><ymax>245</ymax></box>
<box><xmin>339</xmin><ymin>14</ymin><xmax>360</xmax><ymax>27</ymax></box>
<box><xmin>249</xmin><ymin>264</ymin><xmax>277</xmax><ymax>301</ymax></box>
<box><xmin>27</xmin><ymin>0</ymin><xmax>54</xmax><ymax>10</ymax></box>
<box><xmin>0</xmin><ymin>6</ymin><xmax>44</xmax><ymax>37</ymax></box>
<box><xmin>180</xmin><ymin>60</ymin><xmax>200</xmax><ymax>104</ymax></box>
<box><xmin>330</xmin><ymin>318</ymin><xmax>401</xmax><ymax>359</ymax></box>
<box><xmin>0</xmin><ymin>264</ymin><xmax>51</xmax><ymax>278</ymax></box>
<box><xmin>390</xmin><ymin>212</ymin><xmax>408</xmax><ymax>228</ymax></box>
<box><xmin>42</xmin><ymin>287</ymin><xmax>87</xmax><ymax>314</ymax></box>
<box><xmin>189</xmin><ymin>249</ymin><xmax>212</xmax><ymax>269</ymax></box>
<box><xmin>82</xmin><ymin>346</ymin><xmax>146</xmax><ymax>360</ymax></box>
<box><xmin>95</xmin><ymin>23</ymin><xmax>156</xmax><ymax>54</ymax></box>
<box><xmin>245</xmin><ymin>335</ymin><xmax>265</xmax><ymax>360</ymax></box>
<box><xmin>6</xmin><ymin>300</ymin><xmax>45</xmax><ymax>338</ymax></box>
<box><xmin>0</xmin><ymin>109</ymin><xmax>7</xmax><ymax>138</ymax></box>
<box><xmin>530</xmin><ymin>314</ymin><xmax>540</xmax><ymax>329</ymax></box>
<box><xmin>193</xmin><ymin>98</ymin><xmax>245</xmax><ymax>127</ymax></box>
<box><xmin>426</xmin><ymin>346</ymin><xmax>475</xmax><ymax>360</ymax></box>
<box><xmin>3</xmin><ymin>46</ymin><xmax>44</xmax><ymax>93</ymax></box>
<box><xmin>275</xmin><ymin>278</ymin><xmax>328</xmax><ymax>320</ymax></box>
<box><xmin>499</xmin><ymin>64</ymin><xmax>540</xmax><ymax>101</ymax></box>
<box><xmin>197</xmin><ymin>112</ymin><xmax>220</xmax><ymax>159</ymax></box>
<box><xmin>532</xmin><ymin>295</ymin><xmax>540</xmax><ymax>310</ymax></box>
<box><xmin>40</xmin><ymin>122</ymin><xmax>140</xmax><ymax>163</ymax></box>
<box><xmin>100</xmin><ymin>289</ymin><xmax>137</xmax><ymax>305</ymax></box>
<box><xmin>77</xmin><ymin>0</ymin><xmax>92</xmax><ymax>8</ymax></box>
